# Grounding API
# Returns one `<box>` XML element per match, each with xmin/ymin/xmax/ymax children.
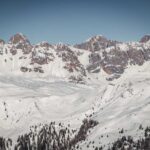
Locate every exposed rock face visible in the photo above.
<box><xmin>75</xmin><ymin>35</ymin><xmax>119</xmax><ymax>51</ymax></box>
<box><xmin>127</xmin><ymin>48</ymin><xmax>145</xmax><ymax>65</ymax></box>
<box><xmin>38</xmin><ymin>41</ymin><xmax>54</xmax><ymax>49</ymax></box>
<box><xmin>20</xmin><ymin>66</ymin><xmax>28</xmax><ymax>72</ymax></box>
<box><xmin>31</xmin><ymin>42</ymin><xmax>55</xmax><ymax>65</ymax></box>
<box><xmin>9</xmin><ymin>33</ymin><xmax>32</xmax><ymax>54</ymax></box>
<box><xmin>55</xmin><ymin>44</ymin><xmax>86</xmax><ymax>76</ymax></box>
<box><xmin>74</xmin><ymin>35</ymin><xmax>150</xmax><ymax>80</ymax></box>
<box><xmin>100</xmin><ymin>48</ymin><xmax>128</xmax><ymax>75</ymax></box>
<box><xmin>87</xmin><ymin>52</ymin><xmax>101</xmax><ymax>73</ymax></box>
<box><xmin>34</xmin><ymin>66</ymin><xmax>44</xmax><ymax>73</ymax></box>
<box><xmin>140</xmin><ymin>35</ymin><xmax>150</xmax><ymax>43</ymax></box>
<box><xmin>142</xmin><ymin>49</ymin><xmax>150</xmax><ymax>60</ymax></box>
<box><xmin>87</xmin><ymin>43</ymin><xmax>150</xmax><ymax>77</ymax></box>
<box><xmin>10</xmin><ymin>46</ymin><xmax>17</xmax><ymax>55</ymax></box>
<box><xmin>9</xmin><ymin>33</ymin><xmax>30</xmax><ymax>44</ymax></box>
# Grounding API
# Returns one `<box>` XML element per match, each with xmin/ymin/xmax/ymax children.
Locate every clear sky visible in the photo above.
<box><xmin>0</xmin><ymin>0</ymin><xmax>150</xmax><ymax>44</ymax></box>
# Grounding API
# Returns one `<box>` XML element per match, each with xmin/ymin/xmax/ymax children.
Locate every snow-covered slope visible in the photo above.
<box><xmin>0</xmin><ymin>34</ymin><xmax>150</xmax><ymax>149</ymax></box>
<box><xmin>0</xmin><ymin>62</ymin><xmax>150</xmax><ymax>149</ymax></box>
<box><xmin>78</xmin><ymin>61</ymin><xmax>150</xmax><ymax>149</ymax></box>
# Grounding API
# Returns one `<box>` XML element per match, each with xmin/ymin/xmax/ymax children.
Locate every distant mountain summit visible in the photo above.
<box><xmin>74</xmin><ymin>35</ymin><xmax>119</xmax><ymax>51</ymax></box>
<box><xmin>9</xmin><ymin>33</ymin><xmax>30</xmax><ymax>44</ymax></box>
<box><xmin>8</xmin><ymin>33</ymin><xmax>32</xmax><ymax>54</ymax></box>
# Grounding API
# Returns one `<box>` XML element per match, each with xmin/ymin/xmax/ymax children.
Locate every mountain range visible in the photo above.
<box><xmin>0</xmin><ymin>33</ymin><xmax>150</xmax><ymax>83</ymax></box>
<box><xmin>0</xmin><ymin>34</ymin><xmax>150</xmax><ymax>150</ymax></box>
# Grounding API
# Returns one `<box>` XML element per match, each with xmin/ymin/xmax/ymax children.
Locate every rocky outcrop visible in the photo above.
<box><xmin>140</xmin><ymin>35</ymin><xmax>150</xmax><ymax>43</ymax></box>
<box><xmin>55</xmin><ymin>44</ymin><xmax>86</xmax><ymax>76</ymax></box>
<box><xmin>9</xmin><ymin>33</ymin><xmax>32</xmax><ymax>54</ymax></box>
<box><xmin>76</xmin><ymin>35</ymin><xmax>150</xmax><ymax>78</ymax></box>
<box><xmin>20</xmin><ymin>66</ymin><xmax>28</xmax><ymax>72</ymax></box>
<box><xmin>31</xmin><ymin>43</ymin><xmax>55</xmax><ymax>65</ymax></box>
<box><xmin>9</xmin><ymin>33</ymin><xmax>30</xmax><ymax>44</ymax></box>
<box><xmin>75</xmin><ymin>35</ymin><xmax>119</xmax><ymax>51</ymax></box>
<box><xmin>34</xmin><ymin>66</ymin><xmax>44</xmax><ymax>73</ymax></box>
<box><xmin>87</xmin><ymin>52</ymin><xmax>101</xmax><ymax>73</ymax></box>
<box><xmin>87</xmin><ymin>44</ymin><xmax>150</xmax><ymax>77</ymax></box>
<box><xmin>10</xmin><ymin>46</ymin><xmax>17</xmax><ymax>55</ymax></box>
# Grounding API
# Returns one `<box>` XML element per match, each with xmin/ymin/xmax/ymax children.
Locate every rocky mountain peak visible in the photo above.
<box><xmin>9</xmin><ymin>33</ymin><xmax>32</xmax><ymax>54</ymax></box>
<box><xmin>74</xmin><ymin>35</ymin><xmax>119</xmax><ymax>51</ymax></box>
<box><xmin>9</xmin><ymin>33</ymin><xmax>30</xmax><ymax>45</ymax></box>
<box><xmin>140</xmin><ymin>35</ymin><xmax>150</xmax><ymax>43</ymax></box>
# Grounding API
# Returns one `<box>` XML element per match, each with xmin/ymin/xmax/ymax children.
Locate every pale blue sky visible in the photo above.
<box><xmin>0</xmin><ymin>0</ymin><xmax>150</xmax><ymax>44</ymax></box>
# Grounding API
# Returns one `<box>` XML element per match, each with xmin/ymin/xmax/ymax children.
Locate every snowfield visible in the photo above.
<box><xmin>0</xmin><ymin>61</ymin><xmax>150</xmax><ymax>149</ymax></box>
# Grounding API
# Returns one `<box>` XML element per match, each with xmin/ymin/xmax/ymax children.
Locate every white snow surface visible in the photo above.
<box><xmin>0</xmin><ymin>36</ymin><xmax>150</xmax><ymax>149</ymax></box>
<box><xmin>0</xmin><ymin>60</ymin><xmax>150</xmax><ymax>149</ymax></box>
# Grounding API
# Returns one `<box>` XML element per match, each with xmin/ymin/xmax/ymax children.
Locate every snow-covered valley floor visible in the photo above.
<box><xmin>0</xmin><ymin>62</ymin><xmax>150</xmax><ymax>149</ymax></box>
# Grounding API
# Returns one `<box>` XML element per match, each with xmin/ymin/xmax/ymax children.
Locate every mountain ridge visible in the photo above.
<box><xmin>0</xmin><ymin>33</ymin><xmax>150</xmax><ymax>83</ymax></box>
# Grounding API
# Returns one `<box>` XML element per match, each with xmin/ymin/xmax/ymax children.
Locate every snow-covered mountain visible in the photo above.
<box><xmin>0</xmin><ymin>33</ymin><xmax>87</xmax><ymax>83</ymax></box>
<box><xmin>0</xmin><ymin>34</ymin><xmax>150</xmax><ymax>150</ymax></box>
<box><xmin>0</xmin><ymin>34</ymin><xmax>150</xmax><ymax>83</ymax></box>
